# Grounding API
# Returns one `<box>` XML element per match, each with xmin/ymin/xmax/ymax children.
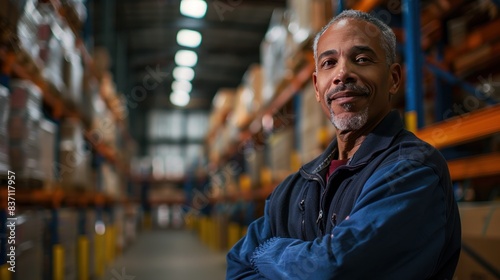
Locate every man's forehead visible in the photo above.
<box><xmin>329</xmin><ymin>18</ymin><xmax>381</xmax><ymax>34</ymax></box>
<box><xmin>319</xmin><ymin>18</ymin><xmax>381</xmax><ymax>49</ymax></box>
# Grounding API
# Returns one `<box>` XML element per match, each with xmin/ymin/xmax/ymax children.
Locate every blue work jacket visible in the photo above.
<box><xmin>227</xmin><ymin>110</ymin><xmax>461</xmax><ymax>279</ymax></box>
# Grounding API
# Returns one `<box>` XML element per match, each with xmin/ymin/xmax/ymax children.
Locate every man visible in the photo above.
<box><xmin>226</xmin><ymin>10</ymin><xmax>461</xmax><ymax>280</ymax></box>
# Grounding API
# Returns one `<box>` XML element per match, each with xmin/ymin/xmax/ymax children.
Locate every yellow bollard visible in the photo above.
<box><xmin>198</xmin><ymin>217</ymin><xmax>202</xmax><ymax>240</ymax></box>
<box><xmin>207</xmin><ymin>218</ymin><xmax>213</xmax><ymax>248</ymax></box>
<box><xmin>207</xmin><ymin>217</ymin><xmax>212</xmax><ymax>247</ymax></box>
<box><xmin>78</xmin><ymin>236</ymin><xmax>89</xmax><ymax>280</ymax></box>
<box><xmin>228</xmin><ymin>223</ymin><xmax>241</xmax><ymax>249</ymax></box>
<box><xmin>53</xmin><ymin>244</ymin><xmax>65</xmax><ymax>280</ymax></box>
<box><xmin>211</xmin><ymin>218</ymin><xmax>217</xmax><ymax>250</ymax></box>
<box><xmin>0</xmin><ymin>264</ymin><xmax>11</xmax><ymax>280</ymax></box>
<box><xmin>94</xmin><ymin>233</ymin><xmax>105</xmax><ymax>277</ymax></box>
<box><xmin>105</xmin><ymin>225</ymin><xmax>116</xmax><ymax>265</ymax></box>
<box><xmin>260</xmin><ymin>167</ymin><xmax>273</xmax><ymax>187</ymax></box>
<box><xmin>111</xmin><ymin>225</ymin><xmax>117</xmax><ymax>261</ymax></box>
<box><xmin>290</xmin><ymin>150</ymin><xmax>301</xmax><ymax>171</ymax></box>
<box><xmin>198</xmin><ymin>217</ymin><xmax>203</xmax><ymax>243</ymax></box>
<box><xmin>142</xmin><ymin>212</ymin><xmax>152</xmax><ymax>230</ymax></box>
<box><xmin>206</xmin><ymin>218</ymin><xmax>211</xmax><ymax>248</ymax></box>
<box><xmin>239</xmin><ymin>174</ymin><xmax>252</xmax><ymax>192</ymax></box>
<box><xmin>202</xmin><ymin>217</ymin><xmax>209</xmax><ymax>245</ymax></box>
<box><xmin>193</xmin><ymin>215</ymin><xmax>199</xmax><ymax>233</ymax></box>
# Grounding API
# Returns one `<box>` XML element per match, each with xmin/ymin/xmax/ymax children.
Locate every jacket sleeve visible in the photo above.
<box><xmin>226</xmin><ymin>198</ymin><xmax>273</xmax><ymax>279</ymax></box>
<box><xmin>250</xmin><ymin>160</ymin><xmax>449</xmax><ymax>280</ymax></box>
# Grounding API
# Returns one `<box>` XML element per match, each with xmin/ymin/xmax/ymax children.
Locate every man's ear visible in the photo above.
<box><xmin>313</xmin><ymin>72</ymin><xmax>321</xmax><ymax>102</ymax></box>
<box><xmin>389</xmin><ymin>63</ymin><xmax>402</xmax><ymax>95</ymax></box>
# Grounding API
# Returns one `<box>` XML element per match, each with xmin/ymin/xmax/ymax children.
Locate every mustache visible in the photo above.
<box><xmin>326</xmin><ymin>84</ymin><xmax>370</xmax><ymax>100</ymax></box>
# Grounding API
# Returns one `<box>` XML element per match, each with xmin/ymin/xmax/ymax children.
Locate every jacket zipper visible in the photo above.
<box><xmin>300</xmin><ymin>167</ymin><xmax>330</xmax><ymax>235</ymax></box>
<box><xmin>299</xmin><ymin>199</ymin><xmax>306</xmax><ymax>239</ymax></box>
<box><xmin>329</xmin><ymin>178</ymin><xmax>353</xmax><ymax>229</ymax></box>
<box><xmin>315</xmin><ymin>174</ymin><xmax>327</xmax><ymax>235</ymax></box>
<box><xmin>300</xmin><ymin>163</ymin><xmax>364</xmax><ymax>236</ymax></box>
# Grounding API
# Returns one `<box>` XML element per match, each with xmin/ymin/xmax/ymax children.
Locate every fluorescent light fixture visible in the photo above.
<box><xmin>175</xmin><ymin>50</ymin><xmax>198</xmax><ymax>67</ymax></box>
<box><xmin>172</xmin><ymin>66</ymin><xmax>195</xmax><ymax>81</ymax></box>
<box><xmin>180</xmin><ymin>0</ymin><xmax>207</xmax><ymax>19</ymax></box>
<box><xmin>172</xmin><ymin>80</ymin><xmax>192</xmax><ymax>93</ymax></box>
<box><xmin>170</xmin><ymin>91</ymin><xmax>190</xmax><ymax>107</ymax></box>
<box><xmin>177</xmin><ymin>29</ymin><xmax>202</xmax><ymax>48</ymax></box>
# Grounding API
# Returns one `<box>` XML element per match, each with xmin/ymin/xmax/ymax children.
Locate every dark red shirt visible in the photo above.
<box><xmin>326</xmin><ymin>159</ymin><xmax>349</xmax><ymax>185</ymax></box>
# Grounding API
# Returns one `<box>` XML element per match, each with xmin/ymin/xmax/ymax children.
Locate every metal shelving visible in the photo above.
<box><xmin>0</xmin><ymin>2</ymin><xmax>139</xmax><ymax>280</ymax></box>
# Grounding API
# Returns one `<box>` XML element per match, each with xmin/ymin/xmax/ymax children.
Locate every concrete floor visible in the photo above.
<box><xmin>101</xmin><ymin>230</ymin><xmax>227</xmax><ymax>280</ymax></box>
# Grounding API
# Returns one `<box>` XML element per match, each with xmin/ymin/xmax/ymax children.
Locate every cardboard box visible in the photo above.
<box><xmin>311</xmin><ymin>0</ymin><xmax>333</xmax><ymax>33</ymax></box>
<box><xmin>208</xmin><ymin>88</ymin><xmax>236</xmax><ymax>134</ymax></box>
<box><xmin>287</xmin><ymin>0</ymin><xmax>312</xmax><ymax>33</ymax></box>
<box><xmin>101</xmin><ymin>162</ymin><xmax>120</xmax><ymax>197</ymax></box>
<box><xmin>244</xmin><ymin>64</ymin><xmax>263</xmax><ymax>107</ymax></box>
<box><xmin>59</xmin><ymin>118</ymin><xmax>92</xmax><ymax>191</ymax></box>
<box><xmin>299</xmin><ymin>82</ymin><xmax>326</xmax><ymax>163</ymax></box>
<box><xmin>455</xmin><ymin>203</ymin><xmax>500</xmax><ymax>279</ymax></box>
<box><xmin>243</xmin><ymin>143</ymin><xmax>265</xmax><ymax>189</ymax></box>
<box><xmin>459</xmin><ymin>203</ymin><xmax>500</xmax><ymax>238</ymax></box>
<box><xmin>230</xmin><ymin>86</ymin><xmax>254</xmax><ymax>129</ymax></box>
<box><xmin>229</xmin><ymin>65</ymin><xmax>263</xmax><ymax>129</ymax></box>
<box><xmin>268</xmin><ymin>126</ymin><xmax>295</xmax><ymax>181</ymax></box>
<box><xmin>455</xmin><ymin>237</ymin><xmax>500</xmax><ymax>280</ymax></box>
<box><xmin>100</xmin><ymin>110</ymin><xmax>118</xmax><ymax>148</ymax></box>
<box><xmin>39</xmin><ymin>119</ymin><xmax>57</xmax><ymax>185</ymax></box>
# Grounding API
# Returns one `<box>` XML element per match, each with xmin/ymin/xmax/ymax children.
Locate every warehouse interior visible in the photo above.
<box><xmin>1</xmin><ymin>0</ymin><xmax>500</xmax><ymax>279</ymax></box>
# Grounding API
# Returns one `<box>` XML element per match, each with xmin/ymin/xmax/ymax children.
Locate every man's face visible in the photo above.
<box><xmin>313</xmin><ymin>18</ymin><xmax>401</xmax><ymax>132</ymax></box>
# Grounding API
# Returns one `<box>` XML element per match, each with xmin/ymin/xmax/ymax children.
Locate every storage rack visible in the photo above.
<box><xmin>0</xmin><ymin>1</ymin><xmax>139</xmax><ymax>280</ymax></box>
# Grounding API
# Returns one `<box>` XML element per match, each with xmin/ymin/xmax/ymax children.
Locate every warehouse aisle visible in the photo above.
<box><xmin>101</xmin><ymin>230</ymin><xmax>227</xmax><ymax>280</ymax></box>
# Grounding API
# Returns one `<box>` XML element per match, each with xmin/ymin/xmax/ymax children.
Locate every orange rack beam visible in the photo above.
<box><xmin>415</xmin><ymin>104</ymin><xmax>500</xmax><ymax>150</ymax></box>
<box><xmin>448</xmin><ymin>153</ymin><xmax>500</xmax><ymax>181</ymax></box>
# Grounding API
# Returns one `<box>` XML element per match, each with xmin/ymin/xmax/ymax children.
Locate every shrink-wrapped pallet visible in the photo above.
<box><xmin>0</xmin><ymin>85</ymin><xmax>10</xmax><ymax>173</ymax></box>
<box><xmin>8</xmin><ymin>80</ymin><xmax>43</xmax><ymax>181</ymax></box>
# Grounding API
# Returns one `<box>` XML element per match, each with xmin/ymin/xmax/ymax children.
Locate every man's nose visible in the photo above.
<box><xmin>333</xmin><ymin>60</ymin><xmax>356</xmax><ymax>85</ymax></box>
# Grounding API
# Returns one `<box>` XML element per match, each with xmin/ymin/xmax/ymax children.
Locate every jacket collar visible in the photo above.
<box><xmin>302</xmin><ymin>110</ymin><xmax>405</xmax><ymax>175</ymax></box>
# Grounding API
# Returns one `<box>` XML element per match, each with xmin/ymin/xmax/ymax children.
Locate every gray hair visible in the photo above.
<box><xmin>313</xmin><ymin>10</ymin><xmax>396</xmax><ymax>66</ymax></box>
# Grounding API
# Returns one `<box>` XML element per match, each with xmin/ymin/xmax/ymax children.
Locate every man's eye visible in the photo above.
<box><xmin>321</xmin><ymin>59</ymin><xmax>336</xmax><ymax>68</ymax></box>
<box><xmin>356</xmin><ymin>57</ymin><xmax>371</xmax><ymax>63</ymax></box>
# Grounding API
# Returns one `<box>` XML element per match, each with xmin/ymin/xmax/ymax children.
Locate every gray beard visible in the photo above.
<box><xmin>330</xmin><ymin>106</ymin><xmax>369</xmax><ymax>131</ymax></box>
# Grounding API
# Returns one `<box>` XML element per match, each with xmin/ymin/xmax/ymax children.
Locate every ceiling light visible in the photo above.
<box><xmin>175</xmin><ymin>50</ymin><xmax>198</xmax><ymax>67</ymax></box>
<box><xmin>170</xmin><ymin>91</ymin><xmax>190</xmax><ymax>107</ymax></box>
<box><xmin>173</xmin><ymin>66</ymin><xmax>195</xmax><ymax>81</ymax></box>
<box><xmin>180</xmin><ymin>0</ymin><xmax>207</xmax><ymax>19</ymax></box>
<box><xmin>172</xmin><ymin>80</ymin><xmax>192</xmax><ymax>93</ymax></box>
<box><xmin>177</xmin><ymin>29</ymin><xmax>202</xmax><ymax>48</ymax></box>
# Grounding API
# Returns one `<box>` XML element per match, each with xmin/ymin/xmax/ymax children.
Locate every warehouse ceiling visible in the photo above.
<box><xmin>91</xmin><ymin>0</ymin><xmax>286</xmax><ymax>112</ymax></box>
<box><xmin>88</xmin><ymin>0</ymin><xmax>288</xmax><ymax>154</ymax></box>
